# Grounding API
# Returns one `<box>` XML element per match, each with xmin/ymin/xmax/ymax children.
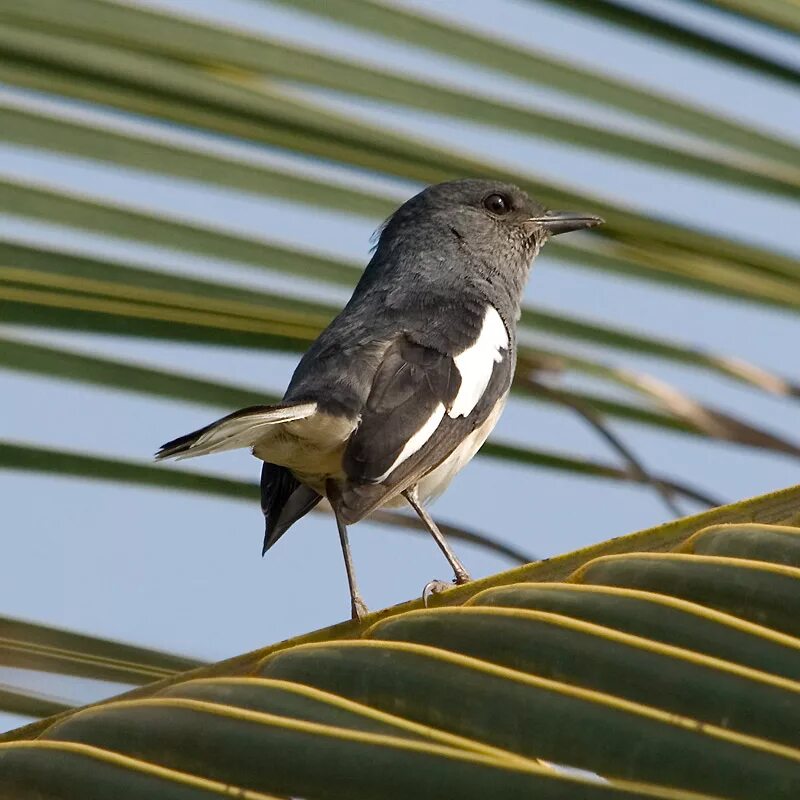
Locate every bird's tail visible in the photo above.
<box><xmin>155</xmin><ymin>402</ymin><xmax>317</xmax><ymax>461</ymax></box>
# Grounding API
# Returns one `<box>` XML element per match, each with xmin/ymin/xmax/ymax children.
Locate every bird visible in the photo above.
<box><xmin>155</xmin><ymin>179</ymin><xmax>602</xmax><ymax>620</ymax></box>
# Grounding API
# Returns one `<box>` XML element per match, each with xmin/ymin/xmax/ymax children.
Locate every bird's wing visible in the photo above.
<box><xmin>338</xmin><ymin>306</ymin><xmax>513</xmax><ymax>523</ymax></box>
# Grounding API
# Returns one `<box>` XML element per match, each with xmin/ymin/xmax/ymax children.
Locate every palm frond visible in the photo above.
<box><xmin>2</xmin><ymin>487</ymin><xmax>799</xmax><ymax>799</ymax></box>
<box><xmin>2</xmin><ymin>5</ymin><xmax>800</xmax><ymax>788</ymax></box>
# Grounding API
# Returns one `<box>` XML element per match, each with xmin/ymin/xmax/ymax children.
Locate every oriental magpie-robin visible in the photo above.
<box><xmin>156</xmin><ymin>179</ymin><xmax>602</xmax><ymax>619</ymax></box>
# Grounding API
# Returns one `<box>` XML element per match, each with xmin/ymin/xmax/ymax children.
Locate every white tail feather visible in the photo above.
<box><xmin>156</xmin><ymin>402</ymin><xmax>317</xmax><ymax>461</ymax></box>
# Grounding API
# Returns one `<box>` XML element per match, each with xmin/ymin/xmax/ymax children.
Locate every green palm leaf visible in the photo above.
<box><xmin>2</xmin><ymin>7</ymin><xmax>798</xmax><ymax>287</ymax></box>
<box><xmin>5</xmin><ymin>0</ymin><xmax>799</xmax><ymax>200</ymax></box>
<box><xmin>2</xmin><ymin>488</ymin><xmax>800</xmax><ymax>798</ymax></box>
<box><xmin>0</xmin><ymin>686</ymin><xmax>73</xmax><ymax>720</ymax></box>
<box><xmin>2</xmin><ymin>2</ymin><xmax>800</xmax><ymax>792</ymax></box>
<box><xmin>538</xmin><ymin>0</ymin><xmax>800</xmax><ymax>86</ymax></box>
<box><xmin>702</xmin><ymin>0</ymin><xmax>800</xmax><ymax>35</ymax></box>
<box><xmin>268</xmin><ymin>0</ymin><xmax>800</xmax><ymax>169</ymax></box>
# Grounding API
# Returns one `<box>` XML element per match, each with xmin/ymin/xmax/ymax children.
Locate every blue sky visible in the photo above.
<box><xmin>1</xmin><ymin>0</ymin><xmax>799</xmax><ymax>731</ymax></box>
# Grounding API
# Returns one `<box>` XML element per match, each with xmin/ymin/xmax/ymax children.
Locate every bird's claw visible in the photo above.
<box><xmin>422</xmin><ymin>579</ymin><xmax>453</xmax><ymax>607</ymax></box>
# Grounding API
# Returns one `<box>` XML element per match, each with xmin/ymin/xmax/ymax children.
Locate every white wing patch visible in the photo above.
<box><xmin>372</xmin><ymin>305</ymin><xmax>507</xmax><ymax>482</ymax></box>
<box><xmin>375</xmin><ymin>402</ymin><xmax>446</xmax><ymax>482</ymax></box>
<box><xmin>449</xmin><ymin>305</ymin><xmax>508</xmax><ymax>418</ymax></box>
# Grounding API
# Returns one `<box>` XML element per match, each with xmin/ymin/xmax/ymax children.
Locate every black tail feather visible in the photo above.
<box><xmin>261</xmin><ymin>463</ymin><xmax>322</xmax><ymax>554</ymax></box>
<box><xmin>155</xmin><ymin>425</ymin><xmax>212</xmax><ymax>460</ymax></box>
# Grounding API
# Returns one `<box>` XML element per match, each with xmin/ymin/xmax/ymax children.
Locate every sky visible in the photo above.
<box><xmin>1</xmin><ymin>0</ymin><xmax>799</xmax><ymax>731</ymax></box>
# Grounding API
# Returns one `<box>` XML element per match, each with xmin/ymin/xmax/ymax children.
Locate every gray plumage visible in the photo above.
<box><xmin>156</xmin><ymin>178</ymin><xmax>602</xmax><ymax>618</ymax></box>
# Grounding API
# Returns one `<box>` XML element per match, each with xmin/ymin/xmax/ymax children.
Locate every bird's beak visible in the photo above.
<box><xmin>526</xmin><ymin>211</ymin><xmax>604</xmax><ymax>236</ymax></box>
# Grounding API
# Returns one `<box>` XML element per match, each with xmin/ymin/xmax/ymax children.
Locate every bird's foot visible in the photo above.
<box><xmin>422</xmin><ymin>579</ymin><xmax>453</xmax><ymax>607</ymax></box>
<box><xmin>351</xmin><ymin>595</ymin><xmax>370</xmax><ymax>621</ymax></box>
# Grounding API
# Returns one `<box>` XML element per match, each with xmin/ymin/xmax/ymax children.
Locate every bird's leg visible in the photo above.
<box><xmin>327</xmin><ymin>481</ymin><xmax>369</xmax><ymax>621</ymax></box>
<box><xmin>403</xmin><ymin>486</ymin><xmax>471</xmax><ymax>585</ymax></box>
<box><xmin>335</xmin><ymin>512</ymin><xmax>369</xmax><ymax>621</ymax></box>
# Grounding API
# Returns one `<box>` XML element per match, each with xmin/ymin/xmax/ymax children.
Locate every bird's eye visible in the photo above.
<box><xmin>483</xmin><ymin>193</ymin><xmax>510</xmax><ymax>215</ymax></box>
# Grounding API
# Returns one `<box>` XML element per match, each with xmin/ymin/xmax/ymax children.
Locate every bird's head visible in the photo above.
<box><xmin>374</xmin><ymin>178</ymin><xmax>603</xmax><ymax>278</ymax></box>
